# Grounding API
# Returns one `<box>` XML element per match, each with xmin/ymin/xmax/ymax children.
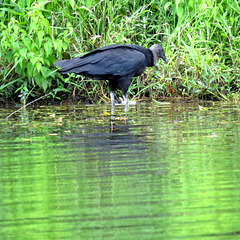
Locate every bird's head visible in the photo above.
<box><xmin>150</xmin><ymin>44</ymin><xmax>168</xmax><ymax>65</ymax></box>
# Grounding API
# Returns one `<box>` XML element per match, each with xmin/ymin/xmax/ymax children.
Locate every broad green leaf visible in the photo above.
<box><xmin>164</xmin><ymin>2</ymin><xmax>172</xmax><ymax>11</ymax></box>
<box><xmin>27</xmin><ymin>62</ymin><xmax>33</xmax><ymax>77</ymax></box>
<box><xmin>41</xmin><ymin>66</ymin><xmax>48</xmax><ymax>78</ymax></box>
<box><xmin>22</xmin><ymin>37</ymin><xmax>32</xmax><ymax>51</ymax></box>
<box><xmin>55</xmin><ymin>39</ymin><xmax>63</xmax><ymax>53</ymax></box>
<box><xmin>62</xmin><ymin>42</ymin><xmax>68</xmax><ymax>51</ymax></box>
<box><xmin>44</xmin><ymin>41</ymin><xmax>53</xmax><ymax>57</ymax></box>
<box><xmin>34</xmin><ymin>74</ymin><xmax>43</xmax><ymax>88</ymax></box>
<box><xmin>176</xmin><ymin>5</ymin><xmax>184</xmax><ymax>19</ymax></box>
<box><xmin>36</xmin><ymin>62</ymin><xmax>42</xmax><ymax>72</ymax></box>
<box><xmin>37</xmin><ymin>30</ymin><xmax>44</xmax><ymax>48</ymax></box>
<box><xmin>41</xmin><ymin>79</ymin><xmax>49</xmax><ymax>91</ymax></box>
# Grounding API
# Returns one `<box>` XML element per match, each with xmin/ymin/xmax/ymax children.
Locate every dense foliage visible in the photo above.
<box><xmin>0</xmin><ymin>0</ymin><xmax>239</xmax><ymax>103</ymax></box>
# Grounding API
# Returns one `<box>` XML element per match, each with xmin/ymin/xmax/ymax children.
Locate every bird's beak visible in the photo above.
<box><xmin>161</xmin><ymin>56</ymin><xmax>168</xmax><ymax>64</ymax></box>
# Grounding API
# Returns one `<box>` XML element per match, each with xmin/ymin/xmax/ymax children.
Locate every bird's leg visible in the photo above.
<box><xmin>109</xmin><ymin>81</ymin><xmax>117</xmax><ymax>105</ymax></box>
<box><xmin>123</xmin><ymin>93</ymin><xmax>129</xmax><ymax>111</ymax></box>
<box><xmin>110</xmin><ymin>91</ymin><xmax>115</xmax><ymax>114</ymax></box>
<box><xmin>118</xmin><ymin>75</ymin><xmax>132</xmax><ymax>111</ymax></box>
<box><xmin>110</xmin><ymin>91</ymin><xmax>115</xmax><ymax>105</ymax></box>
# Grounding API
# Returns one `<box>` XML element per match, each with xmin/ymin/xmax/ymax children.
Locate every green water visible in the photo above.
<box><xmin>0</xmin><ymin>102</ymin><xmax>240</xmax><ymax>240</ymax></box>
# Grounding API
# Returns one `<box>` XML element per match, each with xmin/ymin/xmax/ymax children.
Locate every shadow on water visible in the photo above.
<box><xmin>0</xmin><ymin>102</ymin><xmax>240</xmax><ymax>240</ymax></box>
<box><xmin>61</xmin><ymin>114</ymin><xmax>156</xmax><ymax>178</ymax></box>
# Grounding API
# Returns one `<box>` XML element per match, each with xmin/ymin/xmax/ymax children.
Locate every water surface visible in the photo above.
<box><xmin>1</xmin><ymin>102</ymin><xmax>240</xmax><ymax>239</ymax></box>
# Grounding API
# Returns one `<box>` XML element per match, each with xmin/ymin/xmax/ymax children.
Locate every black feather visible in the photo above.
<box><xmin>54</xmin><ymin>44</ymin><xmax>167</xmax><ymax>108</ymax></box>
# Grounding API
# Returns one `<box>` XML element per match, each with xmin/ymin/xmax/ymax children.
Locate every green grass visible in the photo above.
<box><xmin>0</xmin><ymin>0</ymin><xmax>239</xmax><ymax>103</ymax></box>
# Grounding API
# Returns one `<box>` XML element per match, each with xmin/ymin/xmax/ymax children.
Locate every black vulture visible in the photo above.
<box><xmin>54</xmin><ymin>44</ymin><xmax>168</xmax><ymax>109</ymax></box>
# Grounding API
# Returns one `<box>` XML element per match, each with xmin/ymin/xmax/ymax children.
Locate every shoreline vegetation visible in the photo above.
<box><xmin>0</xmin><ymin>0</ymin><xmax>239</xmax><ymax>105</ymax></box>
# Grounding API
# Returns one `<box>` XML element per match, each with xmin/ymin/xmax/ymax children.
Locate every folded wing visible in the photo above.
<box><xmin>54</xmin><ymin>47</ymin><xmax>147</xmax><ymax>78</ymax></box>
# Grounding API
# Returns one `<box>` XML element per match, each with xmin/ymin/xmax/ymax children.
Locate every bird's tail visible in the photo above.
<box><xmin>54</xmin><ymin>57</ymin><xmax>83</xmax><ymax>74</ymax></box>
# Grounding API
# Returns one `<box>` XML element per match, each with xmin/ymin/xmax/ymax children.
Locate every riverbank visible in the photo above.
<box><xmin>1</xmin><ymin>0</ymin><xmax>239</xmax><ymax>104</ymax></box>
